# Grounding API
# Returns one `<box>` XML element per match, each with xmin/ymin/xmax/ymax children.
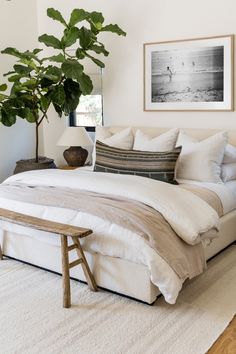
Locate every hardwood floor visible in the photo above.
<box><xmin>208</xmin><ymin>316</ymin><xmax>236</xmax><ymax>353</ymax></box>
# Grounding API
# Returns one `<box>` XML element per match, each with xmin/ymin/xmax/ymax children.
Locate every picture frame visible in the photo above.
<box><xmin>143</xmin><ymin>35</ymin><xmax>234</xmax><ymax>111</ymax></box>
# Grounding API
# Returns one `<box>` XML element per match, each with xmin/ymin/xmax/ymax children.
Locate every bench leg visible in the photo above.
<box><xmin>61</xmin><ymin>235</ymin><xmax>71</xmax><ymax>308</ymax></box>
<box><xmin>72</xmin><ymin>236</ymin><xmax>97</xmax><ymax>292</ymax></box>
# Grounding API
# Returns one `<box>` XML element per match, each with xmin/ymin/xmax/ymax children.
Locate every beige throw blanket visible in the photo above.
<box><xmin>0</xmin><ymin>183</ymin><xmax>222</xmax><ymax>281</ymax></box>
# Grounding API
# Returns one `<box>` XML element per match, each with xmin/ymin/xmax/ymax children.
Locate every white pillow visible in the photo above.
<box><xmin>93</xmin><ymin>127</ymin><xmax>134</xmax><ymax>166</ymax></box>
<box><xmin>176</xmin><ymin>131</ymin><xmax>228</xmax><ymax>183</ymax></box>
<box><xmin>223</xmin><ymin>144</ymin><xmax>236</xmax><ymax>164</ymax></box>
<box><xmin>221</xmin><ymin>163</ymin><xmax>236</xmax><ymax>182</ymax></box>
<box><xmin>133</xmin><ymin>128</ymin><xmax>179</xmax><ymax>152</ymax></box>
<box><xmin>96</xmin><ymin>127</ymin><xmax>134</xmax><ymax>149</ymax></box>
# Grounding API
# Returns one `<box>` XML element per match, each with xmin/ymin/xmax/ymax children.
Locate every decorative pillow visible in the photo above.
<box><xmin>96</xmin><ymin>127</ymin><xmax>134</xmax><ymax>149</ymax></box>
<box><xmin>176</xmin><ymin>131</ymin><xmax>228</xmax><ymax>183</ymax></box>
<box><xmin>94</xmin><ymin>141</ymin><xmax>181</xmax><ymax>184</ymax></box>
<box><xmin>223</xmin><ymin>144</ymin><xmax>236</xmax><ymax>164</ymax></box>
<box><xmin>93</xmin><ymin>127</ymin><xmax>134</xmax><ymax>166</ymax></box>
<box><xmin>221</xmin><ymin>163</ymin><xmax>236</xmax><ymax>182</ymax></box>
<box><xmin>133</xmin><ymin>128</ymin><xmax>179</xmax><ymax>152</ymax></box>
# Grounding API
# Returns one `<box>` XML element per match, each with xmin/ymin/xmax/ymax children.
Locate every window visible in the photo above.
<box><xmin>69</xmin><ymin>71</ymin><xmax>103</xmax><ymax>131</ymax></box>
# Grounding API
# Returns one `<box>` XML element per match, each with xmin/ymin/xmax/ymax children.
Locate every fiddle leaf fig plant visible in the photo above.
<box><xmin>0</xmin><ymin>7</ymin><xmax>126</xmax><ymax>162</ymax></box>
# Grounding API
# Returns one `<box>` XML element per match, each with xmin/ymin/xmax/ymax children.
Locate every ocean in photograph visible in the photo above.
<box><xmin>151</xmin><ymin>46</ymin><xmax>224</xmax><ymax>103</ymax></box>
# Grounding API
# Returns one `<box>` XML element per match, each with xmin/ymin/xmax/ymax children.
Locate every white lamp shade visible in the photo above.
<box><xmin>57</xmin><ymin>127</ymin><xmax>93</xmax><ymax>147</ymax></box>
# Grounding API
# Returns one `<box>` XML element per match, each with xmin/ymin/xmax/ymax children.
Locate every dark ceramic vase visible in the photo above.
<box><xmin>63</xmin><ymin>146</ymin><xmax>88</xmax><ymax>167</ymax></box>
<box><xmin>14</xmin><ymin>156</ymin><xmax>57</xmax><ymax>174</ymax></box>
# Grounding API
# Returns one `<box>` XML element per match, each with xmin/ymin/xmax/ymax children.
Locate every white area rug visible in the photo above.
<box><xmin>0</xmin><ymin>245</ymin><xmax>236</xmax><ymax>354</ymax></box>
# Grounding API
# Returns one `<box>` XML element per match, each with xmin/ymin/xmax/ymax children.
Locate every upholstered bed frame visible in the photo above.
<box><xmin>1</xmin><ymin>127</ymin><xmax>236</xmax><ymax>304</ymax></box>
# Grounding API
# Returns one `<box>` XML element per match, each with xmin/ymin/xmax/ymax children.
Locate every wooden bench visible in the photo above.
<box><xmin>0</xmin><ymin>208</ymin><xmax>97</xmax><ymax>308</ymax></box>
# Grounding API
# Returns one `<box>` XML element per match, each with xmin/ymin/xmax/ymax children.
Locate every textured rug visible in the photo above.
<box><xmin>0</xmin><ymin>246</ymin><xmax>236</xmax><ymax>354</ymax></box>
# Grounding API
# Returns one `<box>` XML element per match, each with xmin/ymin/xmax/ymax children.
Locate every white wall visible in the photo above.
<box><xmin>36</xmin><ymin>0</ymin><xmax>236</xmax><ymax>164</ymax></box>
<box><xmin>0</xmin><ymin>0</ymin><xmax>38</xmax><ymax>181</ymax></box>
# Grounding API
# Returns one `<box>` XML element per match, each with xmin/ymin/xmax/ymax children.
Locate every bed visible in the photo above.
<box><xmin>0</xmin><ymin>127</ymin><xmax>236</xmax><ymax>305</ymax></box>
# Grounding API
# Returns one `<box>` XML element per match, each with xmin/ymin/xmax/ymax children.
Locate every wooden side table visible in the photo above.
<box><xmin>0</xmin><ymin>208</ymin><xmax>97</xmax><ymax>308</ymax></box>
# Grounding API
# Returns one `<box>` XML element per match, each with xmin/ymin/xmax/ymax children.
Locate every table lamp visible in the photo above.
<box><xmin>57</xmin><ymin>127</ymin><xmax>93</xmax><ymax>167</ymax></box>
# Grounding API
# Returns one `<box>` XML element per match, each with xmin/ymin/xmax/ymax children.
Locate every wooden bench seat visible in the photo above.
<box><xmin>0</xmin><ymin>208</ymin><xmax>97</xmax><ymax>308</ymax></box>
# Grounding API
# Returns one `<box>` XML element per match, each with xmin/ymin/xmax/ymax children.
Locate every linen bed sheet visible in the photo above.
<box><xmin>0</xmin><ymin>169</ymin><xmax>224</xmax><ymax>304</ymax></box>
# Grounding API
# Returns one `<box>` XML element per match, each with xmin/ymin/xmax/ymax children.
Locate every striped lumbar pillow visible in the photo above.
<box><xmin>94</xmin><ymin>141</ymin><xmax>181</xmax><ymax>184</ymax></box>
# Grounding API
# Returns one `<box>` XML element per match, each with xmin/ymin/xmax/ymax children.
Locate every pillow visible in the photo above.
<box><xmin>133</xmin><ymin>128</ymin><xmax>179</xmax><ymax>152</ymax></box>
<box><xmin>221</xmin><ymin>163</ymin><xmax>236</xmax><ymax>182</ymax></box>
<box><xmin>176</xmin><ymin>131</ymin><xmax>228</xmax><ymax>183</ymax></box>
<box><xmin>223</xmin><ymin>144</ymin><xmax>236</xmax><ymax>164</ymax></box>
<box><xmin>94</xmin><ymin>141</ymin><xmax>181</xmax><ymax>184</ymax></box>
<box><xmin>93</xmin><ymin>127</ymin><xmax>134</xmax><ymax>166</ymax></box>
<box><xmin>96</xmin><ymin>127</ymin><xmax>134</xmax><ymax>149</ymax></box>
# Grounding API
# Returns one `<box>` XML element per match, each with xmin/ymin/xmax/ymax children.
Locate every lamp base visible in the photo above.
<box><xmin>63</xmin><ymin>146</ymin><xmax>88</xmax><ymax>167</ymax></box>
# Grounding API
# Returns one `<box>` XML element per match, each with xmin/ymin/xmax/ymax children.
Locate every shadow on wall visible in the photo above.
<box><xmin>0</xmin><ymin>120</ymin><xmax>35</xmax><ymax>182</ymax></box>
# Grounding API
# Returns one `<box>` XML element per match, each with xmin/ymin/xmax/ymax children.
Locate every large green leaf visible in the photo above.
<box><xmin>43</xmin><ymin>54</ymin><xmax>65</xmax><ymax>63</ymax></box>
<box><xmin>38</xmin><ymin>34</ymin><xmax>62</xmax><ymax>49</ymax></box>
<box><xmin>17</xmin><ymin>107</ymin><xmax>31</xmax><ymax>119</ymax></box>
<box><xmin>61</xmin><ymin>59</ymin><xmax>83</xmax><ymax>80</ymax></box>
<box><xmin>1</xmin><ymin>47</ymin><xmax>23</xmax><ymax>59</ymax></box>
<box><xmin>50</xmin><ymin>85</ymin><xmax>66</xmax><ymax>107</ymax></box>
<box><xmin>69</xmin><ymin>9</ymin><xmax>88</xmax><ymax>27</ymax></box>
<box><xmin>40</xmin><ymin>95</ymin><xmax>51</xmax><ymax>111</ymax></box>
<box><xmin>33</xmin><ymin>48</ymin><xmax>43</xmax><ymax>55</ymax></box>
<box><xmin>101</xmin><ymin>24</ymin><xmax>126</xmax><ymax>36</ymax></box>
<box><xmin>46</xmin><ymin>66</ymin><xmax>62</xmax><ymax>81</ymax></box>
<box><xmin>53</xmin><ymin>103</ymin><xmax>63</xmax><ymax>117</ymax></box>
<box><xmin>14</xmin><ymin>64</ymin><xmax>32</xmax><ymax>76</ymax></box>
<box><xmin>3</xmin><ymin>71</ymin><xmax>15</xmax><ymax>77</ymax></box>
<box><xmin>63</xmin><ymin>79</ymin><xmax>82</xmax><ymax>114</ymax></box>
<box><xmin>40</xmin><ymin>78</ymin><xmax>55</xmax><ymax>88</ymax></box>
<box><xmin>86</xmin><ymin>54</ymin><xmax>105</xmax><ymax>68</ymax></box>
<box><xmin>40</xmin><ymin>66</ymin><xmax>62</xmax><ymax>82</ymax></box>
<box><xmin>0</xmin><ymin>84</ymin><xmax>7</xmax><ymax>92</ymax></box>
<box><xmin>23</xmin><ymin>78</ymin><xmax>37</xmax><ymax>89</ymax></box>
<box><xmin>0</xmin><ymin>93</ymin><xmax>8</xmax><ymax>102</ymax></box>
<box><xmin>78</xmin><ymin>27</ymin><xmax>95</xmax><ymax>49</ymax></box>
<box><xmin>76</xmin><ymin>73</ymin><xmax>93</xmax><ymax>95</ymax></box>
<box><xmin>90</xmin><ymin>44</ymin><xmax>109</xmax><ymax>56</ymax></box>
<box><xmin>90</xmin><ymin>11</ymin><xmax>104</xmax><ymax>24</ymax></box>
<box><xmin>25</xmin><ymin>111</ymin><xmax>37</xmax><ymax>123</ymax></box>
<box><xmin>0</xmin><ymin>107</ymin><xmax>16</xmax><ymax>126</ymax></box>
<box><xmin>75</xmin><ymin>48</ymin><xmax>85</xmax><ymax>60</ymax></box>
<box><xmin>47</xmin><ymin>8</ymin><xmax>67</xmax><ymax>27</ymax></box>
<box><xmin>8</xmin><ymin>75</ymin><xmax>21</xmax><ymax>83</ymax></box>
<box><xmin>62</xmin><ymin>27</ymin><xmax>80</xmax><ymax>48</ymax></box>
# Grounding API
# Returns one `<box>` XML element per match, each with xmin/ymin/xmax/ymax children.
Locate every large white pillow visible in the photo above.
<box><xmin>223</xmin><ymin>144</ymin><xmax>236</xmax><ymax>163</ymax></box>
<box><xmin>93</xmin><ymin>127</ymin><xmax>134</xmax><ymax>166</ymax></box>
<box><xmin>176</xmin><ymin>131</ymin><xmax>228</xmax><ymax>183</ymax></box>
<box><xmin>96</xmin><ymin>127</ymin><xmax>134</xmax><ymax>149</ymax></box>
<box><xmin>221</xmin><ymin>163</ymin><xmax>236</xmax><ymax>182</ymax></box>
<box><xmin>133</xmin><ymin>128</ymin><xmax>179</xmax><ymax>152</ymax></box>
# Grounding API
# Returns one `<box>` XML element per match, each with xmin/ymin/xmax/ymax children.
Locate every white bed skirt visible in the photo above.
<box><xmin>1</xmin><ymin>210</ymin><xmax>236</xmax><ymax>304</ymax></box>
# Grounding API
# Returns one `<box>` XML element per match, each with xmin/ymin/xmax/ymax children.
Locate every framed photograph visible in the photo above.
<box><xmin>144</xmin><ymin>35</ymin><xmax>234</xmax><ymax>111</ymax></box>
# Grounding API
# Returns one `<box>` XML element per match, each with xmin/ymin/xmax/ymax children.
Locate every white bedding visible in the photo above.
<box><xmin>178</xmin><ymin>179</ymin><xmax>236</xmax><ymax>214</ymax></box>
<box><xmin>0</xmin><ymin>169</ymin><xmax>222</xmax><ymax>304</ymax></box>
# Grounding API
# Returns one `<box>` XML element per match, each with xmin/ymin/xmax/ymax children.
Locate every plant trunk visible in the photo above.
<box><xmin>36</xmin><ymin>123</ymin><xmax>39</xmax><ymax>163</ymax></box>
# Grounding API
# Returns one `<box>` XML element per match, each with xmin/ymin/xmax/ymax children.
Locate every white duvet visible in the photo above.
<box><xmin>0</xmin><ymin>169</ymin><xmax>220</xmax><ymax>304</ymax></box>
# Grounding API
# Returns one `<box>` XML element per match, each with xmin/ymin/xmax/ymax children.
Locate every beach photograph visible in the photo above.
<box><xmin>151</xmin><ymin>46</ymin><xmax>224</xmax><ymax>103</ymax></box>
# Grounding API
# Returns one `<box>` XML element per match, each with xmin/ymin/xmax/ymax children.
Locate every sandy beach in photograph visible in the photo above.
<box><xmin>151</xmin><ymin>46</ymin><xmax>224</xmax><ymax>103</ymax></box>
<box><xmin>152</xmin><ymin>71</ymin><xmax>224</xmax><ymax>102</ymax></box>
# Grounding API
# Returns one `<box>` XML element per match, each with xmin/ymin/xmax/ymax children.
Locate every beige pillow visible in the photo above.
<box><xmin>93</xmin><ymin>127</ymin><xmax>134</xmax><ymax>165</ymax></box>
<box><xmin>221</xmin><ymin>163</ymin><xmax>236</xmax><ymax>182</ymax></box>
<box><xmin>96</xmin><ymin>127</ymin><xmax>134</xmax><ymax>149</ymax></box>
<box><xmin>223</xmin><ymin>144</ymin><xmax>236</xmax><ymax>164</ymax></box>
<box><xmin>133</xmin><ymin>128</ymin><xmax>179</xmax><ymax>152</ymax></box>
<box><xmin>176</xmin><ymin>131</ymin><xmax>228</xmax><ymax>183</ymax></box>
